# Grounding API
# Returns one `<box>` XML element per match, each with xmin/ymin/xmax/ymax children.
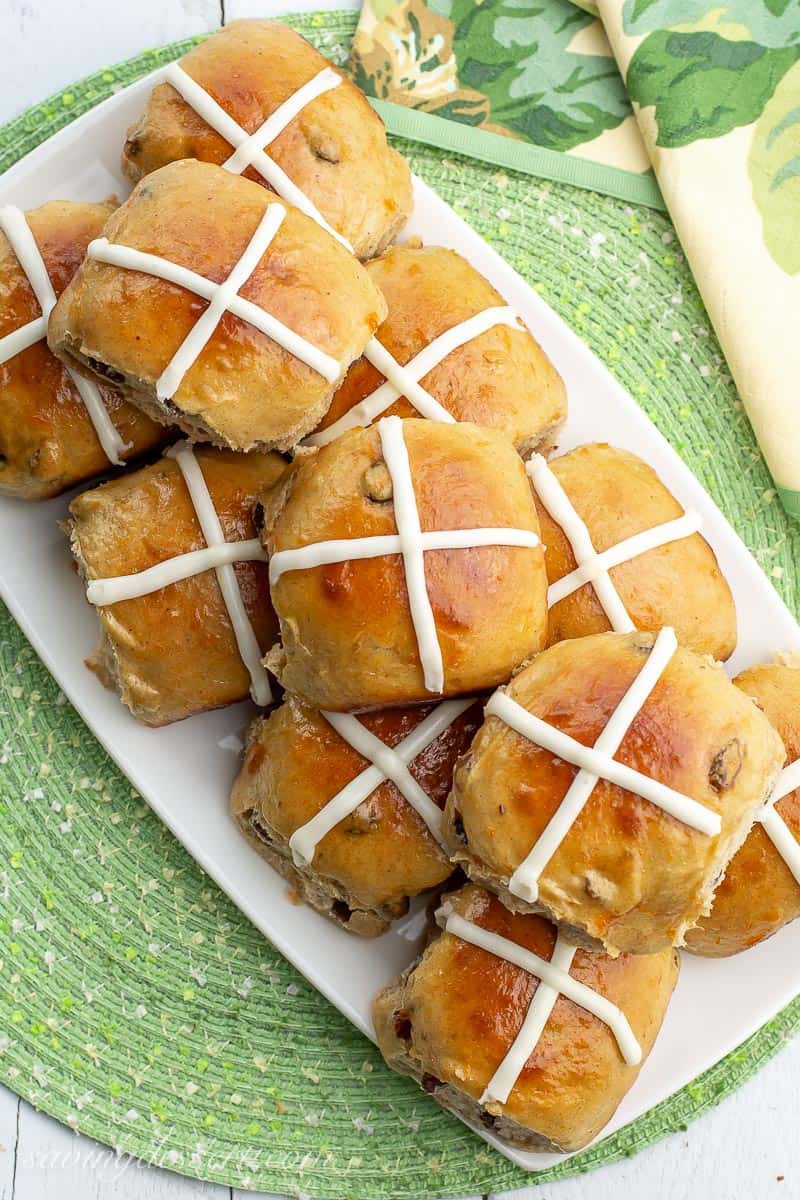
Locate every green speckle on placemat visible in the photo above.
<box><xmin>1</xmin><ymin>10</ymin><xmax>799</xmax><ymax>1200</ymax></box>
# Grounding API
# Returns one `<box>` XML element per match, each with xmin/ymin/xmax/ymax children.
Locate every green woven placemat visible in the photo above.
<box><xmin>1</xmin><ymin>11</ymin><xmax>799</xmax><ymax>1199</ymax></box>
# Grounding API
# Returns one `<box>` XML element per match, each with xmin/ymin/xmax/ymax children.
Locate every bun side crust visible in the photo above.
<box><xmin>64</xmin><ymin>515</ymin><xmax>136</xmax><ymax>717</ymax></box>
<box><xmin>50</xmin><ymin>327</ymin><xmax>338</xmax><ymax>456</ymax></box>
<box><xmin>234</xmin><ymin>806</ymin><xmax>397</xmax><ymax>937</ymax></box>
<box><xmin>687</xmin><ymin>662</ymin><xmax>800</xmax><ymax>956</ymax></box>
<box><xmin>66</xmin><ymin>445</ymin><xmax>287</xmax><ymax>725</ymax></box>
<box><xmin>0</xmin><ymin>199</ymin><xmax>166</xmax><ymax>499</ymax></box>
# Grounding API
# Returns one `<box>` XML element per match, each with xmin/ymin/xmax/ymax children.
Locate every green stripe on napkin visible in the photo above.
<box><xmin>351</xmin><ymin>0</ymin><xmax>655</xmax><ymax>194</ymax></box>
<box><xmin>369</xmin><ymin>96</ymin><xmax>666</xmax><ymax>207</ymax></box>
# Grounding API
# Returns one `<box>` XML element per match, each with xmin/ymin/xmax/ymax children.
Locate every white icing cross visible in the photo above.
<box><xmin>527</xmin><ymin>454</ymin><xmax>702</xmax><ymax>626</ymax></box>
<box><xmin>759</xmin><ymin>757</ymin><xmax>800</xmax><ymax>886</ymax></box>
<box><xmin>269</xmin><ymin>415</ymin><xmax>541</xmax><ymax>694</ymax></box>
<box><xmin>442</xmin><ymin>910</ymin><xmax>641</xmax><ymax>1106</ymax></box>
<box><xmin>163</xmin><ymin>62</ymin><xmax>349</xmax><ymax>248</ymax></box>
<box><xmin>88</xmin><ymin>201</ymin><xmax>341</xmax><ymax>403</ymax></box>
<box><xmin>306</xmin><ymin>307</ymin><xmax>522</xmax><ymax>447</ymax></box>
<box><xmin>163</xmin><ymin>56</ymin><xmax>533</xmax><ymax>449</ymax></box>
<box><xmin>289</xmin><ymin>698</ymin><xmax>475</xmax><ymax>865</ymax></box>
<box><xmin>484</xmin><ymin>626</ymin><xmax>721</xmax><ymax>905</ymax></box>
<box><xmin>85</xmin><ymin>440</ymin><xmax>272</xmax><ymax>706</ymax></box>
<box><xmin>0</xmin><ymin>204</ymin><xmax>130</xmax><ymax>466</ymax></box>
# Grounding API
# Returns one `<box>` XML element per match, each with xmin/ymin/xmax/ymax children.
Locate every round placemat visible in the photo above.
<box><xmin>1</xmin><ymin>11</ymin><xmax>799</xmax><ymax>1199</ymax></box>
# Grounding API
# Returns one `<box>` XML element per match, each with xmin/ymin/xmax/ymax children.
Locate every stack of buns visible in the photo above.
<box><xmin>2</xmin><ymin>18</ymin><xmax>798</xmax><ymax>1156</ymax></box>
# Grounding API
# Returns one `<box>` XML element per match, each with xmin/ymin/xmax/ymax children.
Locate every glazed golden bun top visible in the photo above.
<box><xmin>0</xmin><ymin>200</ymin><xmax>164</xmax><ymax>499</ymax></box>
<box><xmin>231</xmin><ymin>695</ymin><xmax>483</xmax><ymax>914</ymax></box>
<box><xmin>262</xmin><ymin>418</ymin><xmax>548</xmax><ymax>710</ymax></box>
<box><xmin>49</xmin><ymin>160</ymin><xmax>387</xmax><ymax>452</ymax></box>
<box><xmin>445</xmin><ymin>630</ymin><xmax>785</xmax><ymax>955</ymax></box>
<box><xmin>372</xmin><ymin>882</ymin><xmax>679</xmax><ymax>1152</ymax></box>
<box><xmin>314</xmin><ymin>244</ymin><xmax>567</xmax><ymax>451</ymax></box>
<box><xmin>122</xmin><ymin>20</ymin><xmax>413</xmax><ymax>260</ymax></box>
<box><xmin>686</xmin><ymin>660</ymin><xmax>800</xmax><ymax>956</ymax></box>
<box><xmin>535</xmin><ymin>443</ymin><xmax>737</xmax><ymax>659</ymax></box>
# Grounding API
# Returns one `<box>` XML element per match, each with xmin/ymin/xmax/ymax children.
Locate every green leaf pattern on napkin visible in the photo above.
<box><xmin>626</xmin><ymin>30</ymin><xmax>798</xmax><ymax>146</ymax></box>
<box><xmin>749</xmin><ymin>59</ymin><xmax>800</xmax><ymax>273</ymax></box>
<box><xmin>442</xmin><ymin>0</ymin><xmax>631</xmax><ymax>148</ymax></box>
<box><xmin>620</xmin><ymin>0</ymin><xmax>800</xmax><ymax>273</ymax></box>
<box><xmin>623</xmin><ymin>0</ymin><xmax>800</xmax><ymax>46</ymax></box>
<box><xmin>350</xmin><ymin>0</ymin><xmax>492</xmax><ymax>126</ymax></box>
<box><xmin>351</xmin><ymin>0</ymin><xmax>636</xmax><ymax>150</ymax></box>
<box><xmin>353</xmin><ymin>0</ymin><xmax>800</xmax><ymax>273</ymax></box>
<box><xmin>624</xmin><ymin>2</ymin><xmax>800</xmax><ymax>147</ymax></box>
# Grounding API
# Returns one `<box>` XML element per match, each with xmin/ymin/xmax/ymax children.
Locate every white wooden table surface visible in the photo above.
<box><xmin>1</xmin><ymin>0</ymin><xmax>798</xmax><ymax>1197</ymax></box>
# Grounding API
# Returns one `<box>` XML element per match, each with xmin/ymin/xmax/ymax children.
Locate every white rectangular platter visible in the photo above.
<box><xmin>1</xmin><ymin>66</ymin><xmax>800</xmax><ymax>1173</ymax></box>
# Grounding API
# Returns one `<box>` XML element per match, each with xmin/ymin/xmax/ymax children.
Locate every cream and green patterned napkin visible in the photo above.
<box><xmin>599</xmin><ymin>1</ymin><xmax>800</xmax><ymax>517</ymax></box>
<box><xmin>350</xmin><ymin>1</ymin><xmax>653</xmax><ymax>178</ymax></box>
<box><xmin>350</xmin><ymin>0</ymin><xmax>800</xmax><ymax>519</ymax></box>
